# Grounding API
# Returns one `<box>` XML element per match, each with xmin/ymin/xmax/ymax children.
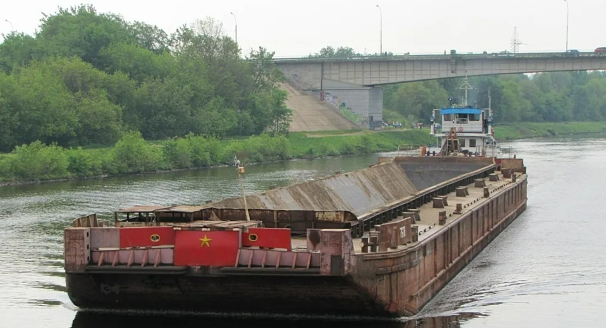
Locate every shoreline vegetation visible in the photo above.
<box><xmin>1</xmin><ymin>121</ymin><xmax>605</xmax><ymax>186</ymax></box>
<box><xmin>2</xmin><ymin>6</ymin><xmax>606</xmax><ymax>186</ymax></box>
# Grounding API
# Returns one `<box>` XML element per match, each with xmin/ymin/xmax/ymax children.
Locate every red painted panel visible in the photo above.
<box><xmin>119</xmin><ymin>227</ymin><xmax>175</xmax><ymax>248</ymax></box>
<box><xmin>242</xmin><ymin>228</ymin><xmax>291</xmax><ymax>251</ymax></box>
<box><xmin>174</xmin><ymin>230</ymin><xmax>240</xmax><ymax>267</ymax></box>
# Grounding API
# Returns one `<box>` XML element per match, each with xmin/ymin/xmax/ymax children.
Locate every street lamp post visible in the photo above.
<box><xmin>230</xmin><ymin>12</ymin><xmax>238</xmax><ymax>44</ymax></box>
<box><xmin>564</xmin><ymin>0</ymin><xmax>569</xmax><ymax>52</ymax></box>
<box><xmin>376</xmin><ymin>5</ymin><xmax>382</xmax><ymax>55</ymax></box>
<box><xmin>5</xmin><ymin>19</ymin><xmax>13</xmax><ymax>32</ymax></box>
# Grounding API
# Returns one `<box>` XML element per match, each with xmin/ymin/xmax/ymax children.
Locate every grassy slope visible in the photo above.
<box><xmin>288</xmin><ymin>129</ymin><xmax>433</xmax><ymax>155</ymax></box>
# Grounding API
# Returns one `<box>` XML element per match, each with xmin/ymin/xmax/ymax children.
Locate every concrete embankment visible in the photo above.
<box><xmin>280</xmin><ymin>81</ymin><xmax>358</xmax><ymax>132</ymax></box>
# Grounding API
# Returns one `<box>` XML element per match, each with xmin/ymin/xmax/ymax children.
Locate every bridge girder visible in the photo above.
<box><xmin>275</xmin><ymin>53</ymin><xmax>606</xmax><ymax>87</ymax></box>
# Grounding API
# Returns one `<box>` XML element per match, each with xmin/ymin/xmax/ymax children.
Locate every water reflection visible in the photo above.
<box><xmin>71</xmin><ymin>311</ymin><xmax>478</xmax><ymax>328</ymax></box>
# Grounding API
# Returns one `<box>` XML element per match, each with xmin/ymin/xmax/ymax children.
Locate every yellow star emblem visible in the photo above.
<box><xmin>199</xmin><ymin>235</ymin><xmax>212</xmax><ymax>247</ymax></box>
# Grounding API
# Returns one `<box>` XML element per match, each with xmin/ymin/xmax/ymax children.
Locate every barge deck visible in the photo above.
<box><xmin>64</xmin><ymin>156</ymin><xmax>528</xmax><ymax>317</ymax></box>
<box><xmin>291</xmin><ymin>169</ymin><xmax>522</xmax><ymax>253</ymax></box>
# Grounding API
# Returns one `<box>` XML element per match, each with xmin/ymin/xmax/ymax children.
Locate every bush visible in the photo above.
<box><xmin>310</xmin><ymin>141</ymin><xmax>339</xmax><ymax>158</ymax></box>
<box><xmin>112</xmin><ymin>131</ymin><xmax>161</xmax><ymax>173</ymax></box>
<box><xmin>0</xmin><ymin>128</ymin><xmax>438</xmax><ymax>183</ymax></box>
<box><xmin>185</xmin><ymin>134</ymin><xmax>222</xmax><ymax>167</ymax></box>
<box><xmin>340</xmin><ymin>140</ymin><xmax>356</xmax><ymax>155</ymax></box>
<box><xmin>66</xmin><ymin>147</ymin><xmax>92</xmax><ymax>176</ymax></box>
<box><xmin>356</xmin><ymin>135</ymin><xmax>376</xmax><ymax>153</ymax></box>
<box><xmin>163</xmin><ymin>138</ymin><xmax>192</xmax><ymax>169</ymax></box>
<box><xmin>8</xmin><ymin>141</ymin><xmax>69</xmax><ymax>180</ymax></box>
<box><xmin>0</xmin><ymin>157</ymin><xmax>10</xmax><ymax>180</ymax></box>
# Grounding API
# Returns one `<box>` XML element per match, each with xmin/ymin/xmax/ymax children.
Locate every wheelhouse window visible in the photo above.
<box><xmin>456</xmin><ymin>114</ymin><xmax>468</xmax><ymax>124</ymax></box>
<box><xmin>460</xmin><ymin>138</ymin><xmax>466</xmax><ymax>147</ymax></box>
<box><xmin>470</xmin><ymin>114</ymin><xmax>481</xmax><ymax>121</ymax></box>
<box><xmin>469</xmin><ymin>139</ymin><xmax>477</xmax><ymax>147</ymax></box>
<box><xmin>443</xmin><ymin>114</ymin><xmax>452</xmax><ymax>121</ymax></box>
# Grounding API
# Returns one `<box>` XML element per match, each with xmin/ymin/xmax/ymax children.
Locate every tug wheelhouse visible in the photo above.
<box><xmin>429</xmin><ymin>107</ymin><xmax>500</xmax><ymax>156</ymax></box>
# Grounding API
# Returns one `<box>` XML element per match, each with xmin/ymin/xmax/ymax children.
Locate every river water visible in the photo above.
<box><xmin>1</xmin><ymin>138</ymin><xmax>605</xmax><ymax>328</ymax></box>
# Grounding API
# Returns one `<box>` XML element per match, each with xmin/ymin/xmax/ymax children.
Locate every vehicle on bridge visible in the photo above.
<box><xmin>595</xmin><ymin>47</ymin><xmax>606</xmax><ymax>54</ymax></box>
<box><xmin>565</xmin><ymin>49</ymin><xmax>580</xmax><ymax>57</ymax></box>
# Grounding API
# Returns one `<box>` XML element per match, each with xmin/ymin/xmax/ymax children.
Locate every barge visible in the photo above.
<box><xmin>64</xmin><ymin>155</ymin><xmax>527</xmax><ymax>317</ymax></box>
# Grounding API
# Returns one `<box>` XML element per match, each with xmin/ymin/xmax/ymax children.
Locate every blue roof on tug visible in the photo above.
<box><xmin>440</xmin><ymin>108</ymin><xmax>482</xmax><ymax>115</ymax></box>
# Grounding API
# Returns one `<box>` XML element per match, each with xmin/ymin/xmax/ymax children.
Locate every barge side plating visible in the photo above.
<box><xmin>64</xmin><ymin>156</ymin><xmax>527</xmax><ymax>317</ymax></box>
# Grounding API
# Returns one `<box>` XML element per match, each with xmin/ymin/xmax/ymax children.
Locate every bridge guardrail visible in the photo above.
<box><xmin>272</xmin><ymin>52</ymin><xmax>604</xmax><ymax>63</ymax></box>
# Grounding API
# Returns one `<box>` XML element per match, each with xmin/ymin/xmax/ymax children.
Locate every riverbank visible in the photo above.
<box><xmin>0</xmin><ymin>129</ymin><xmax>433</xmax><ymax>185</ymax></box>
<box><xmin>2</xmin><ymin>121</ymin><xmax>605</xmax><ymax>186</ymax></box>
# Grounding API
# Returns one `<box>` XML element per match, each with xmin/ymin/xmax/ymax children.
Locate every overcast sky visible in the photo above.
<box><xmin>2</xmin><ymin>0</ymin><xmax>604</xmax><ymax>57</ymax></box>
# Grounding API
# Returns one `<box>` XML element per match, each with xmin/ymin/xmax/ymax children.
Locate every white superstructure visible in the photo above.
<box><xmin>428</xmin><ymin>73</ymin><xmax>501</xmax><ymax>157</ymax></box>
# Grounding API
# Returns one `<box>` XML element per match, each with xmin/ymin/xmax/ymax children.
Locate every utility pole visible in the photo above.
<box><xmin>376</xmin><ymin>5</ymin><xmax>382</xmax><ymax>55</ymax></box>
<box><xmin>511</xmin><ymin>27</ymin><xmax>520</xmax><ymax>54</ymax></box>
<box><xmin>230</xmin><ymin>12</ymin><xmax>238</xmax><ymax>44</ymax></box>
<box><xmin>564</xmin><ymin>0</ymin><xmax>569</xmax><ymax>52</ymax></box>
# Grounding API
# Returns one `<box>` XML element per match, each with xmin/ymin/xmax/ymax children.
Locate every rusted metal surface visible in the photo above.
<box><xmin>432</xmin><ymin>198</ymin><xmax>445</xmax><ymax>208</ymax></box>
<box><xmin>63</xmin><ymin>177</ymin><xmax>528</xmax><ymax>318</ymax></box>
<box><xmin>204</xmin><ymin>208</ymin><xmax>356</xmax><ymax>228</ymax></box>
<box><xmin>72</xmin><ymin>214</ymin><xmax>100</xmax><ymax>227</ymax></box>
<box><xmin>91</xmin><ymin>248</ymin><xmax>174</xmax><ymax>267</ymax></box>
<box><xmin>209</xmin><ymin>157</ymin><xmax>495</xmax><ymax>223</ymax></box>
<box><xmin>314</xmin><ymin>211</ymin><xmax>345</xmax><ymax>222</ymax></box>
<box><xmin>501</xmin><ymin>158</ymin><xmax>525</xmax><ymax>172</ymax></box>
<box><xmin>394</xmin><ymin>156</ymin><xmax>495</xmax><ymax>191</ymax></box>
<box><xmin>115</xmin><ymin>219</ymin><xmax>260</xmax><ymax>230</ymax></box>
<box><xmin>319</xmin><ymin>229</ymin><xmax>354</xmax><ymax>276</ymax></box>
<box><xmin>90</xmin><ymin>227</ymin><xmax>119</xmax><ymax>250</ymax></box>
<box><xmin>353</xmin><ymin>174</ymin><xmax>529</xmax><ymax>317</ymax></box>
<box><xmin>64</xmin><ymin>156</ymin><xmax>526</xmax><ymax>318</ymax></box>
<box><xmin>236</xmin><ymin>249</ymin><xmax>320</xmax><ymax>268</ymax></box>
<box><xmin>115</xmin><ymin>205</ymin><xmax>168</xmax><ymax>213</ymax></box>
<box><xmin>306</xmin><ymin>229</ymin><xmax>322</xmax><ymax>252</ymax></box>
<box><xmin>64</xmin><ymin>228</ymin><xmax>90</xmax><ymax>273</ymax></box>
<box><xmin>455</xmin><ymin>186</ymin><xmax>468</xmax><ymax>197</ymax></box>
<box><xmin>375</xmin><ymin>218</ymin><xmax>412</xmax><ymax>251</ymax></box>
<box><xmin>155</xmin><ymin>205</ymin><xmax>206</xmax><ymax>214</ymax></box>
<box><xmin>210</xmin><ymin>162</ymin><xmax>418</xmax><ymax>217</ymax></box>
<box><xmin>172</xmin><ymin>220</ymin><xmax>260</xmax><ymax>230</ymax></box>
<box><xmin>65</xmin><ymin>273</ymin><xmax>384</xmax><ymax>316</ymax></box>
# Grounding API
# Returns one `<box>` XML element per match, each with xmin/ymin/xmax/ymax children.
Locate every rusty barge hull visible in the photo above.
<box><xmin>66</xmin><ymin>274</ymin><xmax>388</xmax><ymax>316</ymax></box>
<box><xmin>64</xmin><ymin>157</ymin><xmax>528</xmax><ymax>317</ymax></box>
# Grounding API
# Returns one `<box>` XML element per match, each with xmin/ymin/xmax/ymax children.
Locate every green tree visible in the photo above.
<box><xmin>99</xmin><ymin>42</ymin><xmax>174</xmax><ymax>82</ymax></box>
<box><xmin>37</xmin><ymin>4</ymin><xmax>134</xmax><ymax>69</ymax></box>
<box><xmin>11</xmin><ymin>60</ymin><xmax>79</xmax><ymax>146</ymax></box>
<box><xmin>135</xmin><ymin>76</ymin><xmax>193</xmax><ymax>139</ymax></box>
<box><xmin>0</xmin><ymin>32</ymin><xmax>39</xmax><ymax>72</ymax></box>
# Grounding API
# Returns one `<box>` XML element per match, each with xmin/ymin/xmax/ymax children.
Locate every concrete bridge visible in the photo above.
<box><xmin>274</xmin><ymin>51</ymin><xmax>606</xmax><ymax>129</ymax></box>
